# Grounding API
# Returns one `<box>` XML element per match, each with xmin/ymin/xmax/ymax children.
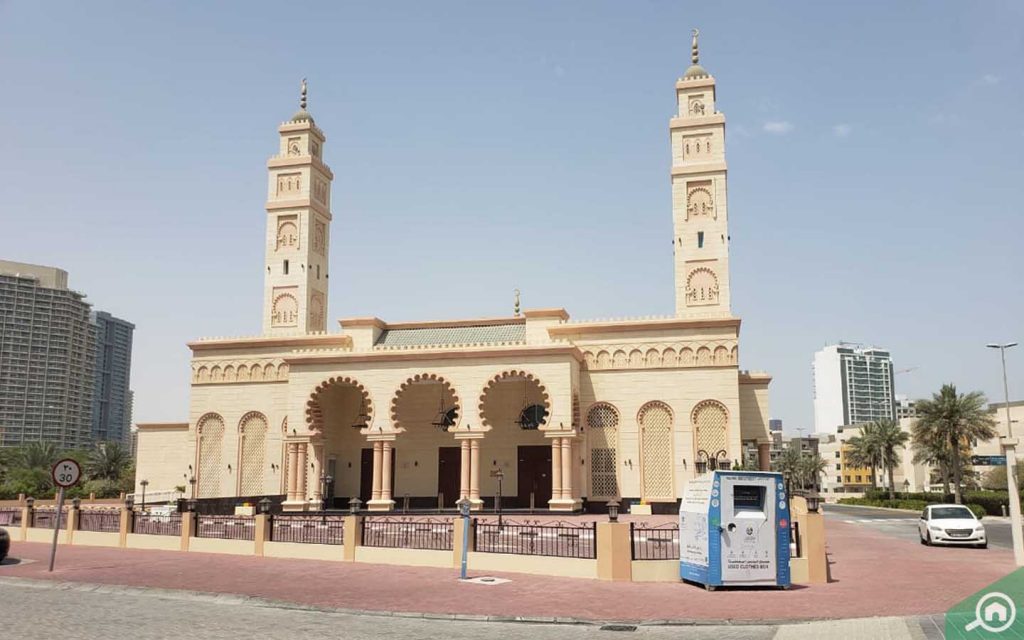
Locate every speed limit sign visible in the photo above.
<box><xmin>51</xmin><ymin>458</ymin><xmax>81</xmax><ymax>488</ymax></box>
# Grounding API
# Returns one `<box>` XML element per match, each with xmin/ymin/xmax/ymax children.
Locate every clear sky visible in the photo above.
<box><xmin>1</xmin><ymin>2</ymin><xmax>1021</xmax><ymax>433</ymax></box>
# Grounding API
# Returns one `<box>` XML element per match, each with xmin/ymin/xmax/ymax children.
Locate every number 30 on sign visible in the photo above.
<box><xmin>51</xmin><ymin>459</ymin><xmax>82</xmax><ymax>488</ymax></box>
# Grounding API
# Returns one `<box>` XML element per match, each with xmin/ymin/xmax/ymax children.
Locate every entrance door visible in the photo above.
<box><xmin>437</xmin><ymin>446</ymin><xmax>461</xmax><ymax>508</ymax></box>
<box><xmin>359</xmin><ymin>447</ymin><xmax>396</xmax><ymax>504</ymax></box>
<box><xmin>517</xmin><ymin>445</ymin><xmax>551</xmax><ymax>509</ymax></box>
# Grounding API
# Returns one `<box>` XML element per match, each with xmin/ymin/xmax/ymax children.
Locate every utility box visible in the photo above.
<box><xmin>679</xmin><ymin>470</ymin><xmax>790</xmax><ymax>590</ymax></box>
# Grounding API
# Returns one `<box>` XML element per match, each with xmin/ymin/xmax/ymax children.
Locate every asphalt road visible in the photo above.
<box><xmin>823</xmin><ymin>503</ymin><xmax>1014</xmax><ymax>549</ymax></box>
<box><xmin>0</xmin><ymin>579</ymin><xmax>937</xmax><ymax>640</ymax></box>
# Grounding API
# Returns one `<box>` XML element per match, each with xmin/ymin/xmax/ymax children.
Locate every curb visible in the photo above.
<box><xmin>0</xmin><ymin>575</ymin><xmax>939</xmax><ymax>627</ymax></box>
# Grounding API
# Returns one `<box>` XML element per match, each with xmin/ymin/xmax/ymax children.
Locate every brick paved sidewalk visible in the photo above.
<box><xmin>0</xmin><ymin>519</ymin><xmax>1012</xmax><ymax>623</ymax></box>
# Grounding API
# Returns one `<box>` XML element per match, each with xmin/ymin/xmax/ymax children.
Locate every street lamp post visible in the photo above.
<box><xmin>988</xmin><ymin>341</ymin><xmax>1023</xmax><ymax>567</ymax></box>
<box><xmin>140</xmin><ymin>479</ymin><xmax>149</xmax><ymax>513</ymax></box>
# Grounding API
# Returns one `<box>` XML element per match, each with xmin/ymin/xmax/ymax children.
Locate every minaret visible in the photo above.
<box><xmin>670</xmin><ymin>30</ymin><xmax>732</xmax><ymax>318</ymax></box>
<box><xmin>262</xmin><ymin>79</ymin><xmax>333</xmax><ymax>335</ymax></box>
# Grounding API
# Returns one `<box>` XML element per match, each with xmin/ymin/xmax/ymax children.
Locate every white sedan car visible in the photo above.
<box><xmin>918</xmin><ymin>504</ymin><xmax>987</xmax><ymax>548</ymax></box>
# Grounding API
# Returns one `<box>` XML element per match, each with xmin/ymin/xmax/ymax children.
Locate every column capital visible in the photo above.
<box><xmin>545</xmin><ymin>430</ymin><xmax>578</xmax><ymax>440</ymax></box>
<box><xmin>453</xmin><ymin>431</ymin><xmax>486</xmax><ymax>441</ymax></box>
<box><xmin>366</xmin><ymin>432</ymin><xmax>398</xmax><ymax>443</ymax></box>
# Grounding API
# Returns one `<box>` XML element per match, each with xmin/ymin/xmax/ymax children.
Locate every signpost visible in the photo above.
<box><xmin>456</xmin><ymin>497</ymin><xmax>471</xmax><ymax>580</ymax></box>
<box><xmin>972</xmin><ymin>455</ymin><xmax>1009</xmax><ymax>466</ymax></box>
<box><xmin>48</xmin><ymin>458</ymin><xmax>81</xmax><ymax>572</ymax></box>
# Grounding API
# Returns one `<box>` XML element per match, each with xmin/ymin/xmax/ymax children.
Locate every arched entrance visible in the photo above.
<box><xmin>390</xmin><ymin>373</ymin><xmax>461</xmax><ymax>508</ymax></box>
<box><xmin>478</xmin><ymin>370</ymin><xmax>551</xmax><ymax>509</ymax></box>
<box><xmin>306</xmin><ymin>376</ymin><xmax>373</xmax><ymax>508</ymax></box>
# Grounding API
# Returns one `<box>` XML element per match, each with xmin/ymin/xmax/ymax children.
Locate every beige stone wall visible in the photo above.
<box><xmin>135</xmin><ymin>424</ymin><xmax>191</xmax><ymax>496</ymax></box>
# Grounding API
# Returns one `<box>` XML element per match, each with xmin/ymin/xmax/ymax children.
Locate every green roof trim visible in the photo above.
<box><xmin>375</xmin><ymin>324</ymin><xmax>525</xmax><ymax>348</ymax></box>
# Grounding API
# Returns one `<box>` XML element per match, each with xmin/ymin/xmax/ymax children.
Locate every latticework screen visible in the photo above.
<box><xmin>239</xmin><ymin>413</ymin><xmax>268</xmax><ymax>497</ymax></box>
<box><xmin>693</xmin><ymin>401</ymin><xmax>728</xmax><ymax>458</ymax></box>
<box><xmin>587</xmin><ymin>404</ymin><xmax>619</xmax><ymax>497</ymax></box>
<box><xmin>197</xmin><ymin>415</ymin><xmax>224</xmax><ymax>498</ymax></box>
<box><xmin>639</xmin><ymin>402</ymin><xmax>673</xmax><ymax>500</ymax></box>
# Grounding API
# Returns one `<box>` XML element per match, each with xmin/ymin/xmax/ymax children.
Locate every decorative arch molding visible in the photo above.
<box><xmin>586</xmin><ymin>402</ymin><xmax>620</xmax><ymax>430</ymax></box>
<box><xmin>580</xmin><ymin>341</ymin><xmax>737</xmax><ymax>370</ymax></box>
<box><xmin>305</xmin><ymin>375</ymin><xmax>374</xmax><ymax>433</ymax></box>
<box><xmin>478</xmin><ymin>369</ymin><xmax>551</xmax><ymax>430</ymax></box>
<box><xmin>587</xmin><ymin>402</ymin><xmax>620</xmax><ymax>498</ymax></box>
<box><xmin>191</xmin><ymin>359</ymin><xmax>290</xmax><ymax>384</ymax></box>
<box><xmin>195</xmin><ymin>413</ymin><xmax>225</xmax><ymax>499</ymax></box>
<box><xmin>685</xmin><ymin>267</ymin><xmax>720</xmax><ymax>306</ymax></box>
<box><xmin>196</xmin><ymin>412</ymin><xmax>225</xmax><ymax>434</ymax></box>
<box><xmin>389</xmin><ymin>372</ymin><xmax>462</xmax><ymax>431</ymax></box>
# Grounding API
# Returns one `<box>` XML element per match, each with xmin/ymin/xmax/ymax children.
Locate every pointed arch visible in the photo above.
<box><xmin>238</xmin><ymin>411</ymin><xmax>268</xmax><ymax>497</ymax></box>
<box><xmin>638</xmin><ymin>401</ymin><xmax>674</xmax><ymax>501</ymax></box>
<box><xmin>390</xmin><ymin>372</ymin><xmax>462</xmax><ymax>431</ymax></box>
<box><xmin>196</xmin><ymin>413</ymin><xmax>225</xmax><ymax>498</ymax></box>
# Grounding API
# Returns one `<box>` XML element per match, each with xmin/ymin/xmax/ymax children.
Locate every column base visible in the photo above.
<box><xmin>281</xmin><ymin>500</ymin><xmax>309</xmax><ymax>513</ymax></box>
<box><xmin>366</xmin><ymin>499</ymin><xmax>395</xmax><ymax>512</ymax></box>
<box><xmin>547</xmin><ymin>498</ymin><xmax>582</xmax><ymax>512</ymax></box>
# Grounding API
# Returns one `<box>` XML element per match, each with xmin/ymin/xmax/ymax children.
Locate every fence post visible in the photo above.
<box><xmin>180</xmin><ymin>511</ymin><xmax>196</xmax><ymax>552</ymax></box>
<box><xmin>254</xmin><ymin>514</ymin><xmax>269</xmax><ymax>557</ymax></box>
<box><xmin>119</xmin><ymin>508</ymin><xmax>131</xmax><ymax>548</ymax></box>
<box><xmin>343</xmin><ymin>515</ymin><xmax>362</xmax><ymax>562</ymax></box>
<box><xmin>65</xmin><ymin>507</ymin><xmax>78</xmax><ymax>545</ymax></box>
<box><xmin>19</xmin><ymin>506</ymin><xmax>30</xmax><ymax>542</ymax></box>
<box><xmin>596</xmin><ymin>521</ymin><xmax>632</xmax><ymax>581</ymax></box>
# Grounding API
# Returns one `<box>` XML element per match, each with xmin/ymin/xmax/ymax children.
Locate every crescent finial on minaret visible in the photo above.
<box><xmin>691</xmin><ymin>28</ymin><xmax>700</xmax><ymax>65</ymax></box>
<box><xmin>300</xmin><ymin>78</ymin><xmax>308</xmax><ymax>111</ymax></box>
<box><xmin>514</xmin><ymin>288</ymin><xmax>521</xmax><ymax>317</ymax></box>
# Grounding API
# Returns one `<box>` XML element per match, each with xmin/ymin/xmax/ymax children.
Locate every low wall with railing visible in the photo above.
<box><xmin>3</xmin><ymin>503</ymin><xmax>826</xmax><ymax>584</ymax></box>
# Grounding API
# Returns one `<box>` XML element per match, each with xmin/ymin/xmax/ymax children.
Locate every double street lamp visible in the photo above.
<box><xmin>987</xmin><ymin>341</ymin><xmax>1022</xmax><ymax>567</ymax></box>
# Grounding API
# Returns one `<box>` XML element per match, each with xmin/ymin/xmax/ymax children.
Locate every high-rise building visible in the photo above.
<box><xmin>813</xmin><ymin>344</ymin><xmax>896</xmax><ymax>433</ymax></box>
<box><xmin>0</xmin><ymin>260</ymin><xmax>96</xmax><ymax>448</ymax></box>
<box><xmin>90</xmin><ymin>311</ymin><xmax>135</xmax><ymax>444</ymax></box>
<box><xmin>769</xmin><ymin>418</ymin><xmax>782</xmax><ymax>433</ymax></box>
<box><xmin>895</xmin><ymin>394</ymin><xmax>917</xmax><ymax>420</ymax></box>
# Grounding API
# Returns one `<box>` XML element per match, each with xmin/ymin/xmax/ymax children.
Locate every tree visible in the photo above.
<box><xmin>846</xmin><ymin>422</ymin><xmax>882</xmax><ymax>489</ymax></box>
<box><xmin>773</xmin><ymin>447</ymin><xmax>805</xmax><ymax>493</ymax></box>
<box><xmin>85</xmin><ymin>442</ymin><xmax>133</xmax><ymax>482</ymax></box>
<box><xmin>912</xmin><ymin>384</ymin><xmax>997</xmax><ymax>504</ymax></box>
<box><xmin>14</xmin><ymin>441</ymin><xmax>60</xmax><ymax>470</ymax></box>
<box><xmin>798</xmin><ymin>452</ymin><xmax>829</xmax><ymax>492</ymax></box>
<box><xmin>873</xmin><ymin>419</ymin><xmax>910</xmax><ymax>500</ymax></box>
<box><xmin>983</xmin><ymin>462</ymin><xmax>1024</xmax><ymax>492</ymax></box>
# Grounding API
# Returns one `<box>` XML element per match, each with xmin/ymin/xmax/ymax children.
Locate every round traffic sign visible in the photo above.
<box><xmin>51</xmin><ymin>459</ymin><xmax>82</xmax><ymax>488</ymax></box>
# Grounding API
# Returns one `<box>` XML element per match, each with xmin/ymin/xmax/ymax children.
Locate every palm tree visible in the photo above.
<box><xmin>846</xmin><ymin>422</ymin><xmax>882</xmax><ymax>489</ymax></box>
<box><xmin>912</xmin><ymin>384</ymin><xmax>997</xmax><ymax>504</ymax></box>
<box><xmin>15</xmin><ymin>441</ymin><xmax>60</xmax><ymax>470</ymax></box>
<box><xmin>798</xmin><ymin>452</ymin><xmax>829</xmax><ymax>493</ymax></box>
<box><xmin>872</xmin><ymin>419</ymin><xmax>910</xmax><ymax>500</ymax></box>
<box><xmin>86</xmin><ymin>442</ymin><xmax>133</xmax><ymax>482</ymax></box>
<box><xmin>773</xmin><ymin>447</ymin><xmax>804</xmax><ymax>494</ymax></box>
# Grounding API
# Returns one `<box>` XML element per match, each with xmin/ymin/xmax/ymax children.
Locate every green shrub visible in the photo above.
<box><xmin>965</xmin><ymin>504</ymin><xmax>987</xmax><ymax>518</ymax></box>
<box><xmin>838</xmin><ymin>497</ymin><xmax>991</xmax><ymax>518</ymax></box>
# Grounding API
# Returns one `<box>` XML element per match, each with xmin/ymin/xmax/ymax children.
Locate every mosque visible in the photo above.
<box><xmin>135</xmin><ymin>33</ymin><xmax>773</xmax><ymax>513</ymax></box>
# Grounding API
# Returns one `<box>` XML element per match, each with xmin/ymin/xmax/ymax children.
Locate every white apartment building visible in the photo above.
<box><xmin>813</xmin><ymin>344</ymin><xmax>896</xmax><ymax>434</ymax></box>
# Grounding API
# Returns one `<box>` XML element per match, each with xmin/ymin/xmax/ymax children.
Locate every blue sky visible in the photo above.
<box><xmin>1</xmin><ymin>2</ymin><xmax>1021</xmax><ymax>432</ymax></box>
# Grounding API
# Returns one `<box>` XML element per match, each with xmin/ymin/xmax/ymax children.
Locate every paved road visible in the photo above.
<box><xmin>823</xmin><ymin>503</ymin><xmax>1014</xmax><ymax>549</ymax></box>
<box><xmin>0</xmin><ymin>579</ymin><xmax>939</xmax><ymax>640</ymax></box>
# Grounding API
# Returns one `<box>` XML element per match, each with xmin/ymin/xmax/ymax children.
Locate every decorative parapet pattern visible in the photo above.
<box><xmin>192</xmin><ymin>359</ymin><xmax>290</xmax><ymax>384</ymax></box>
<box><xmin>580</xmin><ymin>342</ymin><xmax>737</xmax><ymax>370</ymax></box>
<box><xmin>374</xmin><ymin>340</ymin><xmax>527</xmax><ymax>352</ymax></box>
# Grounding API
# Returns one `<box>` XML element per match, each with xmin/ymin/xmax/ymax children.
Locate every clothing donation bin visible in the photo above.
<box><xmin>678</xmin><ymin>470</ymin><xmax>790</xmax><ymax>590</ymax></box>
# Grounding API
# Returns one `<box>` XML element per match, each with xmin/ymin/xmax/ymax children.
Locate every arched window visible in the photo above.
<box><xmin>638</xmin><ymin>401</ymin><xmax>674</xmax><ymax>500</ymax></box>
<box><xmin>587</xmin><ymin>403</ymin><xmax>620</xmax><ymax>497</ymax></box>
<box><xmin>238</xmin><ymin>412</ymin><xmax>268</xmax><ymax>497</ymax></box>
<box><xmin>693</xmin><ymin>400</ymin><xmax>729</xmax><ymax>471</ymax></box>
<box><xmin>197</xmin><ymin>413</ymin><xmax>225</xmax><ymax>498</ymax></box>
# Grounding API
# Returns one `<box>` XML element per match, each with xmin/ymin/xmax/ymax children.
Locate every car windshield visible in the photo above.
<box><xmin>932</xmin><ymin>507</ymin><xmax>974</xmax><ymax>520</ymax></box>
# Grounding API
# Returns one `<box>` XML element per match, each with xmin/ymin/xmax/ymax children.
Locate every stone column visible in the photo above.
<box><xmin>469</xmin><ymin>439</ymin><xmax>481</xmax><ymax>504</ymax></box>
<box><xmin>296</xmin><ymin>442</ymin><xmax>308</xmax><ymax>502</ymax></box>
<box><xmin>310</xmin><ymin>442</ymin><xmax>323</xmax><ymax>502</ymax></box>
<box><xmin>551</xmin><ymin>437</ymin><xmax>563</xmax><ymax>501</ymax></box>
<box><xmin>381</xmin><ymin>441</ymin><xmax>393</xmax><ymax>502</ymax></box>
<box><xmin>371</xmin><ymin>441</ymin><xmax>383</xmax><ymax>501</ymax></box>
<box><xmin>560</xmin><ymin>437</ymin><xmax>573</xmax><ymax>501</ymax></box>
<box><xmin>286</xmin><ymin>443</ymin><xmax>299</xmax><ymax>501</ymax></box>
<box><xmin>459</xmin><ymin>439</ymin><xmax>471</xmax><ymax>500</ymax></box>
<box><xmin>758</xmin><ymin>442</ymin><xmax>771</xmax><ymax>472</ymax></box>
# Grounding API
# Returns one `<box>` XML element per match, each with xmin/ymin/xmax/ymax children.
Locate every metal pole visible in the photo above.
<box><xmin>996</xmin><ymin>344</ymin><xmax>1024</xmax><ymax>567</ymax></box>
<box><xmin>460</xmin><ymin>511</ymin><xmax>469</xmax><ymax>580</ymax></box>
<box><xmin>48</xmin><ymin>486</ymin><xmax>66</xmax><ymax>572</ymax></box>
<box><xmin>497</xmin><ymin>474</ymin><xmax>503</xmax><ymax>529</ymax></box>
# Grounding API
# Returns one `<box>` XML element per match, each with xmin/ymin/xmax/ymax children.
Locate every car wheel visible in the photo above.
<box><xmin>978</xmin><ymin>542</ymin><xmax>988</xmax><ymax>549</ymax></box>
<box><xmin>920</xmin><ymin>532</ymin><xmax>927</xmax><ymax>545</ymax></box>
<box><xmin>924</xmin><ymin>532</ymin><xmax>932</xmax><ymax>546</ymax></box>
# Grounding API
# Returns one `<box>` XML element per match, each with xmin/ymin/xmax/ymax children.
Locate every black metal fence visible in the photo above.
<box><xmin>78</xmin><ymin>510</ymin><xmax>121</xmax><ymax>533</ymax></box>
<box><xmin>630</xmin><ymin>522</ymin><xmax>680</xmax><ymax>560</ymax></box>
<box><xmin>362</xmin><ymin>517</ymin><xmax>453</xmax><ymax>551</ymax></box>
<box><xmin>271</xmin><ymin>515</ymin><xmax>345</xmax><ymax>545</ymax></box>
<box><xmin>31</xmin><ymin>508</ymin><xmax>66</xmax><ymax>529</ymax></box>
<box><xmin>196</xmin><ymin>514</ymin><xmax>255</xmax><ymax>541</ymax></box>
<box><xmin>133</xmin><ymin>512</ymin><xmax>183</xmax><ymax>536</ymax></box>
<box><xmin>0</xmin><ymin>507</ymin><xmax>22</xmax><ymax>527</ymax></box>
<box><xmin>474</xmin><ymin>520</ymin><xmax>597</xmax><ymax>559</ymax></box>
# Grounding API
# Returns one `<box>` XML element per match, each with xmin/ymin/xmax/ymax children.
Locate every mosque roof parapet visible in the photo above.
<box><xmin>189</xmin><ymin>331</ymin><xmax>352</xmax><ymax>352</ymax></box>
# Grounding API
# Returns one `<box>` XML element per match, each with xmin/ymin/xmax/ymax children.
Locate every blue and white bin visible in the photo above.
<box><xmin>679</xmin><ymin>470</ymin><xmax>791</xmax><ymax>590</ymax></box>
